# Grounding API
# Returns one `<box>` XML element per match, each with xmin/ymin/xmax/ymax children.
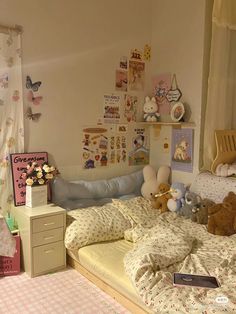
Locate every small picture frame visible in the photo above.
<box><xmin>170</xmin><ymin>102</ymin><xmax>185</xmax><ymax>122</ymax></box>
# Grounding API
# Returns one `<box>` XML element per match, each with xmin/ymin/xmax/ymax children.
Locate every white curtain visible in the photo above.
<box><xmin>202</xmin><ymin>0</ymin><xmax>236</xmax><ymax>170</ymax></box>
<box><xmin>0</xmin><ymin>29</ymin><xmax>24</xmax><ymax>215</ymax></box>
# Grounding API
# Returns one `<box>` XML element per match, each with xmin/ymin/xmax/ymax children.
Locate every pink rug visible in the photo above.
<box><xmin>0</xmin><ymin>267</ymin><xmax>130</xmax><ymax>313</ymax></box>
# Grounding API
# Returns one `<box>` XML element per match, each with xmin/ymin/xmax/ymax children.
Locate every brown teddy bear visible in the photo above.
<box><xmin>191</xmin><ymin>198</ymin><xmax>215</xmax><ymax>225</ymax></box>
<box><xmin>151</xmin><ymin>183</ymin><xmax>171</xmax><ymax>213</ymax></box>
<box><xmin>207</xmin><ymin>191</ymin><xmax>236</xmax><ymax>236</ymax></box>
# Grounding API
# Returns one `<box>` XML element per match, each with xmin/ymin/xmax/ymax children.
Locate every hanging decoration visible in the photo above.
<box><xmin>166</xmin><ymin>74</ymin><xmax>182</xmax><ymax>102</ymax></box>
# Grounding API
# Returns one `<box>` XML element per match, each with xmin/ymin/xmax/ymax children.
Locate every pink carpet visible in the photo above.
<box><xmin>0</xmin><ymin>267</ymin><xmax>131</xmax><ymax>313</ymax></box>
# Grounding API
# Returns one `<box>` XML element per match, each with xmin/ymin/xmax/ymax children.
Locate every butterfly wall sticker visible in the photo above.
<box><xmin>25</xmin><ymin>107</ymin><xmax>41</xmax><ymax>122</ymax></box>
<box><xmin>26</xmin><ymin>75</ymin><xmax>42</xmax><ymax>92</ymax></box>
<box><xmin>27</xmin><ymin>90</ymin><xmax>43</xmax><ymax>105</ymax></box>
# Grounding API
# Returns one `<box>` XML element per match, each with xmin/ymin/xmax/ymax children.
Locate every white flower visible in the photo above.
<box><xmin>37</xmin><ymin>172</ymin><xmax>43</xmax><ymax>178</ymax></box>
<box><xmin>38</xmin><ymin>178</ymin><xmax>45</xmax><ymax>185</ymax></box>
<box><xmin>26</xmin><ymin>178</ymin><xmax>34</xmax><ymax>186</ymax></box>
<box><xmin>45</xmin><ymin>173</ymin><xmax>53</xmax><ymax>180</ymax></box>
<box><xmin>35</xmin><ymin>167</ymin><xmax>42</xmax><ymax>172</ymax></box>
<box><xmin>43</xmin><ymin>164</ymin><xmax>50</xmax><ymax>172</ymax></box>
<box><xmin>50</xmin><ymin>166</ymin><xmax>55</xmax><ymax>172</ymax></box>
<box><xmin>32</xmin><ymin>162</ymin><xmax>37</xmax><ymax>166</ymax></box>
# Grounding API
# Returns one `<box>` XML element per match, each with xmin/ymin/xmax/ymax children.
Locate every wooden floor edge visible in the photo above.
<box><xmin>67</xmin><ymin>255</ymin><xmax>148</xmax><ymax>314</ymax></box>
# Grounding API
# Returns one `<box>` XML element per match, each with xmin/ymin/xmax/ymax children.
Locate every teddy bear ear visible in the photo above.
<box><xmin>151</xmin><ymin>97</ymin><xmax>156</xmax><ymax>103</ymax></box>
<box><xmin>145</xmin><ymin>96</ymin><xmax>150</xmax><ymax>102</ymax></box>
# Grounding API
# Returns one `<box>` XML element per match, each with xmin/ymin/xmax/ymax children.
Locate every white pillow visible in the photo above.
<box><xmin>65</xmin><ymin>203</ymin><xmax>131</xmax><ymax>250</ymax></box>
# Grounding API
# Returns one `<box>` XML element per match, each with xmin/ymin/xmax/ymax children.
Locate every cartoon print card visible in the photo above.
<box><xmin>115</xmin><ymin>70</ymin><xmax>128</xmax><ymax>92</ymax></box>
<box><xmin>103</xmin><ymin>94</ymin><xmax>121</xmax><ymax>124</ymax></box>
<box><xmin>128</xmin><ymin>61</ymin><xmax>145</xmax><ymax>91</ymax></box>
<box><xmin>123</xmin><ymin>94</ymin><xmax>137</xmax><ymax>123</ymax></box>
<box><xmin>82</xmin><ymin>127</ymin><xmax>109</xmax><ymax>169</ymax></box>
<box><xmin>128</xmin><ymin>126</ymin><xmax>149</xmax><ymax>166</ymax></box>
<box><xmin>171</xmin><ymin>128</ymin><xmax>194</xmax><ymax>172</ymax></box>
<box><xmin>10</xmin><ymin>152</ymin><xmax>48</xmax><ymax>206</ymax></box>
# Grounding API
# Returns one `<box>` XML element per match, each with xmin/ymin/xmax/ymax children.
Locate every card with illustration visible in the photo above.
<box><xmin>171</xmin><ymin>128</ymin><xmax>194</xmax><ymax>172</ymax></box>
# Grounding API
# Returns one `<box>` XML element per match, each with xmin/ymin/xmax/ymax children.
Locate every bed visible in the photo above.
<box><xmin>52</xmin><ymin>171</ymin><xmax>236</xmax><ymax>314</ymax></box>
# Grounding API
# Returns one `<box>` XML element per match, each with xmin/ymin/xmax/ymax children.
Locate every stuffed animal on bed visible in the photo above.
<box><xmin>207</xmin><ymin>192</ymin><xmax>236</xmax><ymax>236</ymax></box>
<box><xmin>167</xmin><ymin>182</ymin><xmax>186</xmax><ymax>213</ymax></box>
<box><xmin>151</xmin><ymin>183</ymin><xmax>171</xmax><ymax>213</ymax></box>
<box><xmin>141</xmin><ymin>165</ymin><xmax>170</xmax><ymax>200</ymax></box>
<box><xmin>191</xmin><ymin>198</ymin><xmax>215</xmax><ymax>224</ymax></box>
<box><xmin>179</xmin><ymin>191</ymin><xmax>202</xmax><ymax>219</ymax></box>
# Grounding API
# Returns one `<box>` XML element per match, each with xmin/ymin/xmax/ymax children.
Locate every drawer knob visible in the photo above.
<box><xmin>44</xmin><ymin>236</ymin><xmax>54</xmax><ymax>240</ymax></box>
<box><xmin>44</xmin><ymin>249</ymin><xmax>54</xmax><ymax>254</ymax></box>
<box><xmin>43</xmin><ymin>222</ymin><xmax>55</xmax><ymax>226</ymax></box>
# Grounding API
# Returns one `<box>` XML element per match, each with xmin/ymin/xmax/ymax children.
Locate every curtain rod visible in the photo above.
<box><xmin>0</xmin><ymin>24</ymin><xmax>23</xmax><ymax>34</ymax></box>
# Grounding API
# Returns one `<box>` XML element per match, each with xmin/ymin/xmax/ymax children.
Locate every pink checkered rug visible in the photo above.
<box><xmin>0</xmin><ymin>267</ymin><xmax>131</xmax><ymax>314</ymax></box>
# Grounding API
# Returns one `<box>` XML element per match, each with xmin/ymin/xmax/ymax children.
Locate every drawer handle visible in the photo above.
<box><xmin>44</xmin><ymin>249</ymin><xmax>54</xmax><ymax>254</ymax></box>
<box><xmin>44</xmin><ymin>236</ymin><xmax>54</xmax><ymax>241</ymax></box>
<box><xmin>43</xmin><ymin>222</ymin><xmax>55</xmax><ymax>226</ymax></box>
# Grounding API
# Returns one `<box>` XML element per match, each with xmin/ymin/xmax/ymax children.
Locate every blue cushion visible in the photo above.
<box><xmin>51</xmin><ymin>170</ymin><xmax>144</xmax><ymax>210</ymax></box>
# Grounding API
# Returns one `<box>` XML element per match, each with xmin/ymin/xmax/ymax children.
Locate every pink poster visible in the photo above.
<box><xmin>152</xmin><ymin>73</ymin><xmax>171</xmax><ymax>115</ymax></box>
<box><xmin>10</xmin><ymin>152</ymin><xmax>48</xmax><ymax>206</ymax></box>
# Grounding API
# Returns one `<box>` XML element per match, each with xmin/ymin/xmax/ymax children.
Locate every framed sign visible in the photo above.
<box><xmin>10</xmin><ymin>152</ymin><xmax>48</xmax><ymax>206</ymax></box>
<box><xmin>170</xmin><ymin>102</ymin><xmax>185</xmax><ymax>122</ymax></box>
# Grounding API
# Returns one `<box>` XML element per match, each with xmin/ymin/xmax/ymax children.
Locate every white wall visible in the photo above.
<box><xmin>0</xmin><ymin>0</ymin><xmax>152</xmax><ymax>180</ymax></box>
<box><xmin>149</xmin><ymin>0</ymin><xmax>213</xmax><ymax>185</ymax></box>
<box><xmin>0</xmin><ymin>0</ymin><xmax>213</xmax><ymax>182</ymax></box>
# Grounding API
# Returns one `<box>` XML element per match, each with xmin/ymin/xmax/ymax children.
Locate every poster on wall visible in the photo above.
<box><xmin>123</xmin><ymin>94</ymin><xmax>137</xmax><ymax>123</ymax></box>
<box><xmin>128</xmin><ymin>60</ymin><xmax>145</xmax><ymax>91</ymax></box>
<box><xmin>10</xmin><ymin>152</ymin><xmax>48</xmax><ymax>206</ymax></box>
<box><xmin>82</xmin><ymin>127</ymin><xmax>109</xmax><ymax>169</ymax></box>
<box><xmin>128</xmin><ymin>127</ymin><xmax>149</xmax><ymax>166</ymax></box>
<box><xmin>103</xmin><ymin>94</ymin><xmax>121</xmax><ymax>124</ymax></box>
<box><xmin>115</xmin><ymin>70</ymin><xmax>128</xmax><ymax>92</ymax></box>
<box><xmin>171</xmin><ymin>128</ymin><xmax>194</xmax><ymax>172</ymax></box>
<box><xmin>152</xmin><ymin>73</ymin><xmax>171</xmax><ymax>115</ymax></box>
<box><xmin>110</xmin><ymin>135</ymin><xmax>127</xmax><ymax>164</ymax></box>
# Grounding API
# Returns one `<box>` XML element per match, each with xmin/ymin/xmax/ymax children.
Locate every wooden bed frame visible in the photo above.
<box><xmin>67</xmin><ymin>254</ymin><xmax>148</xmax><ymax>314</ymax></box>
<box><xmin>211</xmin><ymin>129</ymin><xmax>236</xmax><ymax>173</ymax></box>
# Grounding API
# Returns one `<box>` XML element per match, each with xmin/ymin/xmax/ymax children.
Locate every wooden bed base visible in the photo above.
<box><xmin>67</xmin><ymin>254</ymin><xmax>148</xmax><ymax>314</ymax></box>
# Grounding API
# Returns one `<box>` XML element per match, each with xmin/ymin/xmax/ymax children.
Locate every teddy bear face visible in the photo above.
<box><xmin>158</xmin><ymin>183</ymin><xmax>170</xmax><ymax>194</ymax></box>
<box><xmin>223</xmin><ymin>191</ymin><xmax>236</xmax><ymax>208</ymax></box>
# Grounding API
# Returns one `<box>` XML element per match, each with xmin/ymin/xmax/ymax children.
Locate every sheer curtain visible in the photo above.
<box><xmin>202</xmin><ymin>0</ymin><xmax>236</xmax><ymax>170</ymax></box>
<box><xmin>0</xmin><ymin>28</ymin><xmax>24</xmax><ymax>215</ymax></box>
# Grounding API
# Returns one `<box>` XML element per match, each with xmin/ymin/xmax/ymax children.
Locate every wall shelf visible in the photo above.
<box><xmin>136</xmin><ymin>121</ymin><xmax>196</xmax><ymax>129</ymax></box>
<box><xmin>135</xmin><ymin>121</ymin><xmax>196</xmax><ymax>137</ymax></box>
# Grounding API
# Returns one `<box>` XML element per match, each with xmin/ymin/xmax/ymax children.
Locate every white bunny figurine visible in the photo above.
<box><xmin>143</xmin><ymin>96</ymin><xmax>160</xmax><ymax>122</ymax></box>
<box><xmin>141</xmin><ymin>165</ymin><xmax>170</xmax><ymax>200</ymax></box>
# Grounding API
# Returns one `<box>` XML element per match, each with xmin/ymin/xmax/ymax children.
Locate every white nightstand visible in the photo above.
<box><xmin>11</xmin><ymin>204</ymin><xmax>66</xmax><ymax>277</ymax></box>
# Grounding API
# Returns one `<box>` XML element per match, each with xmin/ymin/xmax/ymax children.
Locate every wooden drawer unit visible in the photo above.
<box><xmin>33</xmin><ymin>241</ymin><xmax>65</xmax><ymax>275</ymax></box>
<box><xmin>32</xmin><ymin>227</ymin><xmax>64</xmax><ymax>247</ymax></box>
<box><xmin>12</xmin><ymin>204</ymin><xmax>66</xmax><ymax>277</ymax></box>
<box><xmin>32</xmin><ymin>214</ymin><xmax>64</xmax><ymax>233</ymax></box>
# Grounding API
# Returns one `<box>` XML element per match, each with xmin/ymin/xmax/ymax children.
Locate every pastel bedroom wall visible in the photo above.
<box><xmin>0</xmin><ymin>0</ymin><xmax>152</xmax><ymax>180</ymax></box>
<box><xmin>0</xmin><ymin>0</ymin><xmax>213</xmax><ymax>183</ymax></box>
<box><xmin>149</xmin><ymin>0</ymin><xmax>213</xmax><ymax>184</ymax></box>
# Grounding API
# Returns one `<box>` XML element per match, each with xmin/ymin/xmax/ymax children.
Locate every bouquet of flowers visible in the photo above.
<box><xmin>21</xmin><ymin>161</ymin><xmax>57</xmax><ymax>186</ymax></box>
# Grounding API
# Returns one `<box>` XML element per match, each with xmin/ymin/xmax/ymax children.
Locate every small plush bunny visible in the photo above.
<box><xmin>143</xmin><ymin>96</ymin><xmax>160</xmax><ymax>122</ymax></box>
<box><xmin>141</xmin><ymin>165</ymin><xmax>170</xmax><ymax>200</ymax></box>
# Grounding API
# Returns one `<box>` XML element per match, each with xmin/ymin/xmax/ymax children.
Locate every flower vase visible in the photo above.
<box><xmin>25</xmin><ymin>185</ymin><xmax>47</xmax><ymax>208</ymax></box>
